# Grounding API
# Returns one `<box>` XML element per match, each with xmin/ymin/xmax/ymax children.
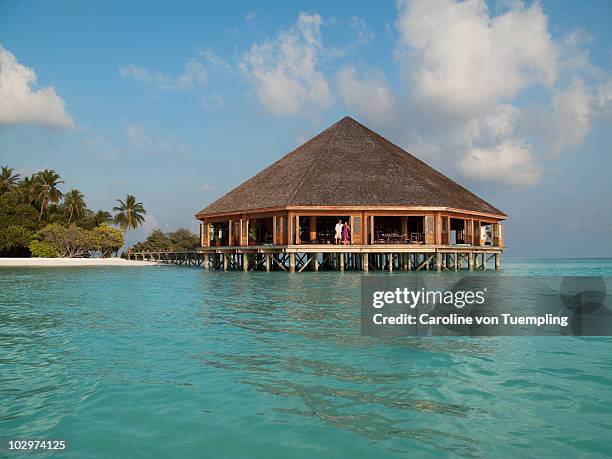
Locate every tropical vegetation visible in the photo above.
<box><xmin>0</xmin><ymin>165</ymin><xmax>148</xmax><ymax>258</ymax></box>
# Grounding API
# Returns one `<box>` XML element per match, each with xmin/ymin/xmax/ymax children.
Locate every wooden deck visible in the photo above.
<box><xmin>127</xmin><ymin>244</ymin><xmax>502</xmax><ymax>272</ymax></box>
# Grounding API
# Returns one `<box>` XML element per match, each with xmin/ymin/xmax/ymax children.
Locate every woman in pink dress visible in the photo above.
<box><xmin>342</xmin><ymin>222</ymin><xmax>350</xmax><ymax>245</ymax></box>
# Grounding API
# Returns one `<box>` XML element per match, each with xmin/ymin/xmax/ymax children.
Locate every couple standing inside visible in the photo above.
<box><xmin>334</xmin><ymin>220</ymin><xmax>351</xmax><ymax>245</ymax></box>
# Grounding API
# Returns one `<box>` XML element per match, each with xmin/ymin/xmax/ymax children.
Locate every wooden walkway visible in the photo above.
<box><xmin>127</xmin><ymin>244</ymin><xmax>502</xmax><ymax>272</ymax></box>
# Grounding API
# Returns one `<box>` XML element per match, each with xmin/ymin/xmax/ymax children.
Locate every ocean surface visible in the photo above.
<box><xmin>1</xmin><ymin>259</ymin><xmax>611</xmax><ymax>458</ymax></box>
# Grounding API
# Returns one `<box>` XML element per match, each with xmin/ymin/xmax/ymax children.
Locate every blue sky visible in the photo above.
<box><xmin>0</xmin><ymin>0</ymin><xmax>611</xmax><ymax>256</ymax></box>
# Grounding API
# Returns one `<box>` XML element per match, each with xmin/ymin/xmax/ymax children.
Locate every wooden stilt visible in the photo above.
<box><xmin>435</xmin><ymin>252</ymin><xmax>441</xmax><ymax>272</ymax></box>
<box><xmin>495</xmin><ymin>252</ymin><xmax>500</xmax><ymax>270</ymax></box>
<box><xmin>468</xmin><ymin>252</ymin><xmax>473</xmax><ymax>271</ymax></box>
<box><xmin>266</xmin><ymin>253</ymin><xmax>271</xmax><ymax>272</ymax></box>
<box><xmin>243</xmin><ymin>253</ymin><xmax>249</xmax><ymax>271</ymax></box>
<box><xmin>362</xmin><ymin>253</ymin><xmax>369</xmax><ymax>272</ymax></box>
<box><xmin>339</xmin><ymin>252</ymin><xmax>344</xmax><ymax>272</ymax></box>
<box><xmin>289</xmin><ymin>253</ymin><xmax>295</xmax><ymax>273</ymax></box>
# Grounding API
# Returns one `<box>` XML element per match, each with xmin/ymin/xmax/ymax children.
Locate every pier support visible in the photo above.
<box><xmin>339</xmin><ymin>253</ymin><xmax>344</xmax><ymax>272</ymax></box>
<box><xmin>289</xmin><ymin>253</ymin><xmax>295</xmax><ymax>273</ymax></box>
<box><xmin>362</xmin><ymin>253</ymin><xmax>369</xmax><ymax>272</ymax></box>
<box><xmin>495</xmin><ymin>252</ymin><xmax>500</xmax><ymax>270</ymax></box>
<box><xmin>223</xmin><ymin>254</ymin><xmax>228</xmax><ymax>271</ymax></box>
<box><xmin>311</xmin><ymin>253</ymin><xmax>319</xmax><ymax>271</ymax></box>
<box><xmin>435</xmin><ymin>252</ymin><xmax>441</xmax><ymax>272</ymax></box>
<box><xmin>243</xmin><ymin>253</ymin><xmax>249</xmax><ymax>272</ymax></box>
<box><xmin>468</xmin><ymin>252</ymin><xmax>473</xmax><ymax>271</ymax></box>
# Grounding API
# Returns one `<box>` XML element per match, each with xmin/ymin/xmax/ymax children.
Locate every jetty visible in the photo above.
<box><xmin>130</xmin><ymin>116</ymin><xmax>506</xmax><ymax>272</ymax></box>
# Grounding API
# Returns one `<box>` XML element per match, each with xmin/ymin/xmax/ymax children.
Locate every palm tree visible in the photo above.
<box><xmin>35</xmin><ymin>169</ymin><xmax>64</xmax><ymax>221</ymax></box>
<box><xmin>63</xmin><ymin>189</ymin><xmax>87</xmax><ymax>223</ymax></box>
<box><xmin>92</xmin><ymin>210</ymin><xmax>112</xmax><ymax>227</ymax></box>
<box><xmin>17</xmin><ymin>174</ymin><xmax>40</xmax><ymax>206</ymax></box>
<box><xmin>0</xmin><ymin>166</ymin><xmax>20</xmax><ymax>193</ymax></box>
<box><xmin>113</xmin><ymin>195</ymin><xmax>146</xmax><ymax>233</ymax></box>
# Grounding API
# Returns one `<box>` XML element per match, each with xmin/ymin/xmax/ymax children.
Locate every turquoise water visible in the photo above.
<box><xmin>1</xmin><ymin>259</ymin><xmax>612</xmax><ymax>458</ymax></box>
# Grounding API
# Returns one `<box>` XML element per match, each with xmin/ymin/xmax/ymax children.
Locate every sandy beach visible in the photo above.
<box><xmin>0</xmin><ymin>258</ymin><xmax>159</xmax><ymax>267</ymax></box>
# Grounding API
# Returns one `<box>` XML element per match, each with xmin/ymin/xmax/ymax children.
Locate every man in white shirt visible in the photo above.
<box><xmin>335</xmin><ymin>220</ymin><xmax>343</xmax><ymax>245</ymax></box>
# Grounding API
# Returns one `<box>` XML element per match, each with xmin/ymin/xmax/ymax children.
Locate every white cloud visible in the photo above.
<box><xmin>0</xmin><ymin>45</ymin><xmax>73</xmax><ymax>127</ymax></box>
<box><xmin>348</xmin><ymin>16</ymin><xmax>374</xmax><ymax>44</ymax></box>
<box><xmin>396</xmin><ymin>0</ymin><xmax>557</xmax><ymax>117</ymax></box>
<box><xmin>199</xmin><ymin>184</ymin><xmax>214</xmax><ymax>192</ymax></box>
<box><xmin>240</xmin><ymin>12</ymin><xmax>332</xmax><ymax>116</ymax></box>
<box><xmin>337</xmin><ymin>66</ymin><xmax>395</xmax><ymax>125</ymax></box>
<box><xmin>542</xmin><ymin>78</ymin><xmax>612</xmax><ymax>155</ymax></box>
<box><xmin>460</xmin><ymin>140</ymin><xmax>539</xmax><ymax>186</ymax></box>
<box><xmin>122</xmin><ymin>122</ymin><xmax>188</xmax><ymax>157</ymax></box>
<box><xmin>120</xmin><ymin>58</ymin><xmax>208</xmax><ymax>91</ymax></box>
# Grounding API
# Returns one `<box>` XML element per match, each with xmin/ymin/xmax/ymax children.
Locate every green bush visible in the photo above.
<box><xmin>29</xmin><ymin>240</ymin><xmax>57</xmax><ymax>258</ymax></box>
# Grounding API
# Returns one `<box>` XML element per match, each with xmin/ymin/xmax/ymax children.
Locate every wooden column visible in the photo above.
<box><xmin>289</xmin><ymin>253</ymin><xmax>295</xmax><ymax>273</ymax></box>
<box><xmin>272</xmin><ymin>216</ymin><xmax>277</xmax><ymax>245</ymax></box>
<box><xmin>454</xmin><ymin>252</ymin><xmax>459</xmax><ymax>271</ymax></box>
<box><xmin>370</xmin><ymin>216</ymin><xmax>375</xmax><ymax>244</ymax></box>
<box><xmin>265</xmin><ymin>253</ymin><xmax>271</xmax><ymax>272</ymax></box>
<box><xmin>339</xmin><ymin>253</ymin><xmax>344</xmax><ymax>272</ymax></box>
<box><xmin>435</xmin><ymin>252</ymin><xmax>441</xmax><ymax>272</ymax></box>
<box><xmin>243</xmin><ymin>253</ymin><xmax>249</xmax><ymax>271</ymax></box>
<box><xmin>311</xmin><ymin>253</ymin><xmax>319</xmax><ymax>271</ymax></box>
<box><xmin>362</xmin><ymin>253</ymin><xmax>369</xmax><ymax>272</ymax></box>
<box><xmin>223</xmin><ymin>254</ymin><xmax>228</xmax><ymax>271</ymax></box>
<box><xmin>387</xmin><ymin>253</ymin><xmax>393</xmax><ymax>272</ymax></box>
<box><xmin>309</xmin><ymin>216</ymin><xmax>317</xmax><ymax>242</ymax></box>
<box><xmin>495</xmin><ymin>253</ymin><xmax>501</xmax><ymax>270</ymax></box>
<box><xmin>468</xmin><ymin>252</ymin><xmax>473</xmax><ymax>271</ymax></box>
<box><xmin>199</xmin><ymin>222</ymin><xmax>205</xmax><ymax>247</ymax></box>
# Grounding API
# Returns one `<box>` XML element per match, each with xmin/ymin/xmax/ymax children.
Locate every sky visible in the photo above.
<box><xmin>0</xmin><ymin>0</ymin><xmax>611</xmax><ymax>257</ymax></box>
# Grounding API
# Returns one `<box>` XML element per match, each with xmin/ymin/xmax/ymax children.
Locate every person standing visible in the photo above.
<box><xmin>342</xmin><ymin>221</ymin><xmax>350</xmax><ymax>245</ymax></box>
<box><xmin>334</xmin><ymin>220</ymin><xmax>343</xmax><ymax>245</ymax></box>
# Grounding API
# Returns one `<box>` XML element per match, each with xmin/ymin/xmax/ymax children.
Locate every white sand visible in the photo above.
<box><xmin>0</xmin><ymin>258</ymin><xmax>159</xmax><ymax>267</ymax></box>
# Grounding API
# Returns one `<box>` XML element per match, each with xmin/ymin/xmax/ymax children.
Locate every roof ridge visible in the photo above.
<box><xmin>288</xmin><ymin>118</ymin><xmax>344</xmax><ymax>206</ymax></box>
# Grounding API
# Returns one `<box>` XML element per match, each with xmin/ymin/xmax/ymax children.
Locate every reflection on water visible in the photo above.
<box><xmin>1</xmin><ymin>261</ymin><xmax>612</xmax><ymax>458</ymax></box>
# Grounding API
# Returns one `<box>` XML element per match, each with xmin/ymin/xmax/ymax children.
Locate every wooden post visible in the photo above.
<box><xmin>289</xmin><ymin>253</ymin><xmax>295</xmax><ymax>273</ymax></box>
<box><xmin>468</xmin><ymin>252</ymin><xmax>474</xmax><ymax>271</ymax></box>
<box><xmin>362</xmin><ymin>253</ymin><xmax>369</xmax><ymax>272</ymax></box>
<box><xmin>309</xmin><ymin>216</ymin><xmax>317</xmax><ymax>242</ymax></box>
<box><xmin>495</xmin><ymin>253</ymin><xmax>500</xmax><ymax>270</ymax></box>
<box><xmin>265</xmin><ymin>253</ymin><xmax>271</xmax><ymax>272</ymax></box>
<box><xmin>388</xmin><ymin>253</ymin><xmax>393</xmax><ymax>272</ymax></box>
<box><xmin>339</xmin><ymin>253</ymin><xmax>344</xmax><ymax>272</ymax></box>
<box><xmin>402</xmin><ymin>253</ymin><xmax>408</xmax><ymax>271</ymax></box>
<box><xmin>435</xmin><ymin>252</ymin><xmax>441</xmax><ymax>272</ymax></box>
<box><xmin>482</xmin><ymin>253</ymin><xmax>487</xmax><ymax>270</ymax></box>
<box><xmin>454</xmin><ymin>252</ymin><xmax>459</xmax><ymax>271</ymax></box>
<box><xmin>223</xmin><ymin>254</ymin><xmax>228</xmax><ymax>271</ymax></box>
<box><xmin>243</xmin><ymin>253</ymin><xmax>249</xmax><ymax>271</ymax></box>
<box><xmin>407</xmin><ymin>253</ymin><xmax>412</xmax><ymax>271</ymax></box>
<box><xmin>228</xmin><ymin>220</ymin><xmax>233</xmax><ymax>247</ymax></box>
<box><xmin>311</xmin><ymin>252</ymin><xmax>319</xmax><ymax>271</ymax></box>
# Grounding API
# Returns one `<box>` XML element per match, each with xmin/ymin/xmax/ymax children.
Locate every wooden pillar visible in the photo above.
<box><xmin>468</xmin><ymin>252</ymin><xmax>474</xmax><ymax>271</ymax></box>
<box><xmin>228</xmin><ymin>220</ymin><xmax>233</xmax><ymax>246</ymax></box>
<box><xmin>387</xmin><ymin>253</ymin><xmax>393</xmax><ymax>272</ymax></box>
<box><xmin>407</xmin><ymin>253</ymin><xmax>412</xmax><ymax>271</ymax></box>
<box><xmin>495</xmin><ymin>253</ymin><xmax>501</xmax><ymax>270</ymax></box>
<box><xmin>289</xmin><ymin>253</ymin><xmax>295</xmax><ymax>273</ymax></box>
<box><xmin>482</xmin><ymin>253</ymin><xmax>487</xmax><ymax>270</ymax></box>
<box><xmin>402</xmin><ymin>253</ymin><xmax>408</xmax><ymax>271</ymax></box>
<box><xmin>243</xmin><ymin>253</ymin><xmax>249</xmax><ymax>272</ymax></box>
<box><xmin>339</xmin><ymin>253</ymin><xmax>344</xmax><ymax>272</ymax></box>
<box><xmin>454</xmin><ymin>252</ymin><xmax>459</xmax><ymax>271</ymax></box>
<box><xmin>265</xmin><ymin>253</ymin><xmax>271</xmax><ymax>272</ymax></box>
<box><xmin>223</xmin><ymin>253</ymin><xmax>228</xmax><ymax>271</ymax></box>
<box><xmin>370</xmin><ymin>216</ymin><xmax>375</xmax><ymax>244</ymax></box>
<box><xmin>435</xmin><ymin>252</ymin><xmax>441</xmax><ymax>272</ymax></box>
<box><xmin>309</xmin><ymin>216</ymin><xmax>317</xmax><ymax>242</ymax></box>
<box><xmin>362</xmin><ymin>253</ymin><xmax>369</xmax><ymax>272</ymax></box>
<box><xmin>311</xmin><ymin>253</ymin><xmax>319</xmax><ymax>271</ymax></box>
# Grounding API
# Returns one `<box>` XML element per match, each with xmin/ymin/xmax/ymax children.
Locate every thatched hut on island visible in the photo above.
<box><xmin>195</xmin><ymin>116</ymin><xmax>506</xmax><ymax>272</ymax></box>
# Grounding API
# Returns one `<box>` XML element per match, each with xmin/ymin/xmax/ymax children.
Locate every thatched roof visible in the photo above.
<box><xmin>196</xmin><ymin>117</ymin><xmax>505</xmax><ymax>217</ymax></box>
